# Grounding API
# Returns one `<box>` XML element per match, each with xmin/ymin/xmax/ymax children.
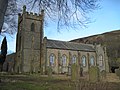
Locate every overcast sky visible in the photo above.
<box><xmin>0</xmin><ymin>0</ymin><xmax>120</xmax><ymax>52</ymax></box>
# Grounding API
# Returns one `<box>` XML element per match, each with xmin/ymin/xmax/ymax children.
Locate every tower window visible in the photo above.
<box><xmin>31</xmin><ymin>23</ymin><xmax>35</xmax><ymax>31</ymax></box>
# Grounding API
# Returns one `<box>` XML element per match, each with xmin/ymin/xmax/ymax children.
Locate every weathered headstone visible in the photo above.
<box><xmin>71</xmin><ymin>64</ymin><xmax>79</xmax><ymax>81</ymax></box>
<box><xmin>100</xmin><ymin>70</ymin><xmax>106</xmax><ymax>81</ymax></box>
<box><xmin>47</xmin><ymin>66</ymin><xmax>52</xmax><ymax>78</ymax></box>
<box><xmin>89</xmin><ymin>66</ymin><xmax>99</xmax><ymax>82</ymax></box>
<box><xmin>80</xmin><ymin>66</ymin><xmax>83</xmax><ymax>77</ymax></box>
<box><xmin>68</xmin><ymin>65</ymin><xmax>71</xmax><ymax>76</ymax></box>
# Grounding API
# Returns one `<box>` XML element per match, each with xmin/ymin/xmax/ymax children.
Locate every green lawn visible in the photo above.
<box><xmin>0</xmin><ymin>74</ymin><xmax>120</xmax><ymax>90</ymax></box>
<box><xmin>0</xmin><ymin>74</ymin><xmax>73</xmax><ymax>90</ymax></box>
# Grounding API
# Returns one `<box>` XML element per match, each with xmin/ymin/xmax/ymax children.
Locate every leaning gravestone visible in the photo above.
<box><xmin>89</xmin><ymin>66</ymin><xmax>100</xmax><ymax>82</ymax></box>
<box><xmin>71</xmin><ymin>64</ymin><xmax>79</xmax><ymax>81</ymax></box>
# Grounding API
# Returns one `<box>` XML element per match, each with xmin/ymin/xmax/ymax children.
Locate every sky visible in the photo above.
<box><xmin>0</xmin><ymin>0</ymin><xmax>120</xmax><ymax>53</ymax></box>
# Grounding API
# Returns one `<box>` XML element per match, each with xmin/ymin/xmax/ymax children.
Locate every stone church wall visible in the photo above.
<box><xmin>96</xmin><ymin>45</ymin><xmax>109</xmax><ymax>72</ymax></box>
<box><xmin>46</xmin><ymin>48</ymin><xmax>96</xmax><ymax>75</ymax></box>
<box><xmin>15</xmin><ymin>6</ymin><xmax>44</xmax><ymax>73</ymax></box>
<box><xmin>3</xmin><ymin>53</ymin><xmax>15</xmax><ymax>72</ymax></box>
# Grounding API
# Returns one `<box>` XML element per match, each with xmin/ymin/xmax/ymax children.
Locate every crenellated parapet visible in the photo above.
<box><xmin>18</xmin><ymin>5</ymin><xmax>44</xmax><ymax>21</ymax></box>
<box><xmin>25</xmin><ymin>11</ymin><xmax>44</xmax><ymax>20</ymax></box>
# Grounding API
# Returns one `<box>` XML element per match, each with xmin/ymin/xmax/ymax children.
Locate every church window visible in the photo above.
<box><xmin>81</xmin><ymin>56</ymin><xmax>86</xmax><ymax>67</ymax></box>
<box><xmin>90</xmin><ymin>56</ymin><xmax>95</xmax><ymax>66</ymax></box>
<box><xmin>49</xmin><ymin>53</ymin><xmax>55</xmax><ymax>66</ymax></box>
<box><xmin>72</xmin><ymin>55</ymin><xmax>77</xmax><ymax>64</ymax></box>
<box><xmin>62</xmin><ymin>55</ymin><xmax>67</xmax><ymax>66</ymax></box>
<box><xmin>31</xmin><ymin>23</ymin><xmax>35</xmax><ymax>31</ymax></box>
<box><xmin>99</xmin><ymin>55</ymin><xmax>103</xmax><ymax>66</ymax></box>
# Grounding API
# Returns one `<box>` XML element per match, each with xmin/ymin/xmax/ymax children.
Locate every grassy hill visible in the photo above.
<box><xmin>70</xmin><ymin>30</ymin><xmax>120</xmax><ymax>69</ymax></box>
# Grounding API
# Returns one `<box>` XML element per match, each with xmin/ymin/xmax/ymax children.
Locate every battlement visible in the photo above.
<box><xmin>25</xmin><ymin>11</ymin><xmax>43</xmax><ymax>17</ymax></box>
<box><xmin>18</xmin><ymin>5</ymin><xmax>44</xmax><ymax>20</ymax></box>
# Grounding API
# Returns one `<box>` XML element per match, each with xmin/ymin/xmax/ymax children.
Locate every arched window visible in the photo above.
<box><xmin>90</xmin><ymin>56</ymin><xmax>95</xmax><ymax>66</ymax></box>
<box><xmin>49</xmin><ymin>54</ymin><xmax>55</xmax><ymax>66</ymax></box>
<box><xmin>62</xmin><ymin>55</ymin><xmax>67</xmax><ymax>66</ymax></box>
<box><xmin>81</xmin><ymin>56</ymin><xmax>86</xmax><ymax>67</ymax></box>
<box><xmin>72</xmin><ymin>55</ymin><xmax>77</xmax><ymax>64</ymax></box>
<box><xmin>31</xmin><ymin>23</ymin><xmax>35</xmax><ymax>31</ymax></box>
<box><xmin>99</xmin><ymin>55</ymin><xmax>103</xmax><ymax>66</ymax></box>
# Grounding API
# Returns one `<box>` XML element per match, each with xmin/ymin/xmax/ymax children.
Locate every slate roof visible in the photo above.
<box><xmin>46</xmin><ymin>39</ymin><xmax>95</xmax><ymax>52</ymax></box>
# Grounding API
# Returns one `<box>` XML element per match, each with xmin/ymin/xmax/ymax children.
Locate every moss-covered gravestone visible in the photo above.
<box><xmin>89</xmin><ymin>66</ymin><xmax>99</xmax><ymax>82</ymax></box>
<box><xmin>47</xmin><ymin>66</ymin><xmax>52</xmax><ymax>78</ymax></box>
<box><xmin>71</xmin><ymin>64</ymin><xmax>79</xmax><ymax>81</ymax></box>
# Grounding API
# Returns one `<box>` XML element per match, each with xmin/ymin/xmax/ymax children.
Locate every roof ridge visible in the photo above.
<box><xmin>47</xmin><ymin>39</ymin><xmax>94</xmax><ymax>47</ymax></box>
<box><xmin>47</xmin><ymin>39</ymin><xmax>95</xmax><ymax>51</ymax></box>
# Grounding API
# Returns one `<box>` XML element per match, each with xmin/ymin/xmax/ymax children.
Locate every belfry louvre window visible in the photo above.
<box><xmin>49</xmin><ymin>54</ymin><xmax>55</xmax><ymax>66</ymax></box>
<box><xmin>31</xmin><ymin>23</ymin><xmax>35</xmax><ymax>31</ymax></box>
<box><xmin>81</xmin><ymin>56</ymin><xmax>86</xmax><ymax>67</ymax></box>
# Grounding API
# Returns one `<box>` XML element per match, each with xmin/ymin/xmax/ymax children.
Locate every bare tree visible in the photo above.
<box><xmin>0</xmin><ymin>0</ymin><xmax>18</xmax><ymax>34</ymax></box>
<box><xmin>28</xmin><ymin>0</ymin><xmax>99</xmax><ymax>30</ymax></box>
<box><xmin>0</xmin><ymin>0</ymin><xmax>99</xmax><ymax>34</ymax></box>
<box><xmin>0</xmin><ymin>0</ymin><xmax>8</xmax><ymax>33</ymax></box>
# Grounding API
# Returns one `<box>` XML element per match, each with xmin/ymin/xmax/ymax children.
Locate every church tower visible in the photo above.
<box><xmin>16</xmin><ymin>6</ymin><xmax>44</xmax><ymax>73</ymax></box>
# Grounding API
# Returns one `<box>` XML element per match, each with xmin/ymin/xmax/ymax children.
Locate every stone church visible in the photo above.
<box><xmin>13</xmin><ymin>6</ymin><xmax>109</xmax><ymax>77</ymax></box>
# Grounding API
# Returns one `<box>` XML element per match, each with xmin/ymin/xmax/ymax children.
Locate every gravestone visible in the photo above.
<box><xmin>68</xmin><ymin>65</ymin><xmax>71</xmax><ymax>76</ymax></box>
<box><xmin>71</xmin><ymin>64</ymin><xmax>79</xmax><ymax>81</ymax></box>
<box><xmin>89</xmin><ymin>66</ymin><xmax>100</xmax><ymax>82</ymax></box>
<box><xmin>80</xmin><ymin>66</ymin><xmax>83</xmax><ymax>77</ymax></box>
<box><xmin>100</xmin><ymin>70</ymin><xmax>106</xmax><ymax>81</ymax></box>
<box><xmin>47</xmin><ymin>66</ymin><xmax>52</xmax><ymax>78</ymax></box>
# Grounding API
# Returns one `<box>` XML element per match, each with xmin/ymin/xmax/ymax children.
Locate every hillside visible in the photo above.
<box><xmin>70</xmin><ymin>30</ymin><xmax>120</xmax><ymax>69</ymax></box>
